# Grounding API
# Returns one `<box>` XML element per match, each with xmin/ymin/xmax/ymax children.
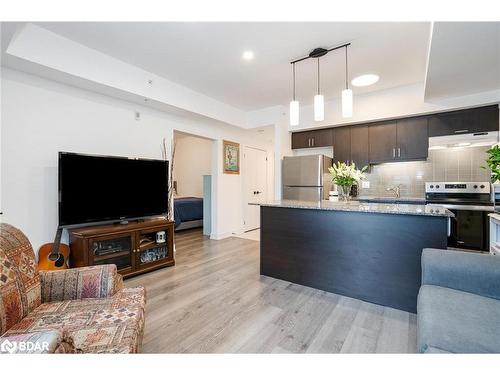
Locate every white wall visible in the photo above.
<box><xmin>1</xmin><ymin>68</ymin><xmax>274</xmax><ymax>252</ymax></box>
<box><xmin>6</xmin><ymin>24</ymin><xmax>247</xmax><ymax>127</ymax></box>
<box><xmin>173</xmin><ymin>135</ymin><xmax>212</xmax><ymax>197</ymax></box>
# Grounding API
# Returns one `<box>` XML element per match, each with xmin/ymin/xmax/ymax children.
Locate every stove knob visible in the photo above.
<box><xmin>480</xmin><ymin>185</ymin><xmax>485</xmax><ymax>189</ymax></box>
<box><xmin>430</xmin><ymin>185</ymin><xmax>434</xmax><ymax>189</ymax></box>
<box><xmin>474</xmin><ymin>185</ymin><xmax>478</xmax><ymax>189</ymax></box>
<box><xmin>436</xmin><ymin>185</ymin><xmax>440</xmax><ymax>189</ymax></box>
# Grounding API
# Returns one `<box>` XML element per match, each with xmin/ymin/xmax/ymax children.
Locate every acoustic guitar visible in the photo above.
<box><xmin>38</xmin><ymin>227</ymin><xmax>70</xmax><ymax>271</ymax></box>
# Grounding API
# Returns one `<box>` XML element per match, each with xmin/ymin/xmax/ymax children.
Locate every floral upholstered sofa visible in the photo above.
<box><xmin>0</xmin><ymin>223</ymin><xmax>146</xmax><ymax>353</ymax></box>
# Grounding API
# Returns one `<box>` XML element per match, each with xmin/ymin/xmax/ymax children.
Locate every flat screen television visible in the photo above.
<box><xmin>58</xmin><ymin>152</ymin><xmax>168</xmax><ymax>226</ymax></box>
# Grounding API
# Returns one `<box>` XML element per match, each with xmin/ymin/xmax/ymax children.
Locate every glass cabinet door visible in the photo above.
<box><xmin>136</xmin><ymin>228</ymin><xmax>170</xmax><ymax>269</ymax></box>
<box><xmin>90</xmin><ymin>234</ymin><xmax>134</xmax><ymax>271</ymax></box>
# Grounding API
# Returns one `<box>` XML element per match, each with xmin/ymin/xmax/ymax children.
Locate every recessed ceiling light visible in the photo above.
<box><xmin>242</xmin><ymin>50</ymin><xmax>254</xmax><ymax>61</ymax></box>
<box><xmin>351</xmin><ymin>74</ymin><xmax>379</xmax><ymax>87</ymax></box>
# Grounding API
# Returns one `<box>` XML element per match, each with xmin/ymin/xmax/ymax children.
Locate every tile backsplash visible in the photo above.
<box><xmin>359</xmin><ymin>146</ymin><xmax>491</xmax><ymax>198</ymax></box>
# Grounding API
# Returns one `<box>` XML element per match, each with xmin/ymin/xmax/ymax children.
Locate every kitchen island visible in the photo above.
<box><xmin>254</xmin><ymin>200</ymin><xmax>453</xmax><ymax>312</ymax></box>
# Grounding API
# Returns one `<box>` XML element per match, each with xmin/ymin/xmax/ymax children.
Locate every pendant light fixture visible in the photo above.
<box><xmin>289</xmin><ymin>63</ymin><xmax>299</xmax><ymax>126</ymax></box>
<box><xmin>314</xmin><ymin>58</ymin><xmax>324</xmax><ymax>122</ymax></box>
<box><xmin>342</xmin><ymin>45</ymin><xmax>353</xmax><ymax>118</ymax></box>
<box><xmin>289</xmin><ymin>42</ymin><xmax>351</xmax><ymax>123</ymax></box>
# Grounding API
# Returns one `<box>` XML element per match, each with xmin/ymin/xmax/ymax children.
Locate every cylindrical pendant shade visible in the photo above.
<box><xmin>314</xmin><ymin>94</ymin><xmax>324</xmax><ymax>122</ymax></box>
<box><xmin>342</xmin><ymin>88</ymin><xmax>353</xmax><ymax>118</ymax></box>
<box><xmin>289</xmin><ymin>100</ymin><xmax>299</xmax><ymax>126</ymax></box>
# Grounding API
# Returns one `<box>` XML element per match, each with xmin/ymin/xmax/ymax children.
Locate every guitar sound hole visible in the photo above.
<box><xmin>48</xmin><ymin>253</ymin><xmax>65</xmax><ymax>267</ymax></box>
<box><xmin>54</xmin><ymin>256</ymin><xmax>65</xmax><ymax>267</ymax></box>
<box><xmin>48</xmin><ymin>253</ymin><xmax>60</xmax><ymax>261</ymax></box>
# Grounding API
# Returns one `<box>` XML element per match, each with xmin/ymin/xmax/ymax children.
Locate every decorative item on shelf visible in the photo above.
<box><xmin>223</xmin><ymin>140</ymin><xmax>240</xmax><ymax>174</ymax></box>
<box><xmin>289</xmin><ymin>42</ymin><xmax>353</xmax><ymax>125</ymax></box>
<box><xmin>483</xmin><ymin>144</ymin><xmax>500</xmax><ymax>184</ymax></box>
<box><xmin>329</xmin><ymin>190</ymin><xmax>339</xmax><ymax>202</ymax></box>
<box><xmin>161</xmin><ymin>137</ymin><xmax>176</xmax><ymax>222</ymax></box>
<box><xmin>328</xmin><ymin>161</ymin><xmax>367</xmax><ymax>201</ymax></box>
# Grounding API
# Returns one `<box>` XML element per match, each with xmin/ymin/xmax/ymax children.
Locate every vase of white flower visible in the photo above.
<box><xmin>336</xmin><ymin>185</ymin><xmax>351</xmax><ymax>201</ymax></box>
<box><xmin>328</xmin><ymin>162</ymin><xmax>368</xmax><ymax>202</ymax></box>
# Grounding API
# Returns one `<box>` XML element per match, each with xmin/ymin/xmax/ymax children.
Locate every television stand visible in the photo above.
<box><xmin>69</xmin><ymin>217</ymin><xmax>175</xmax><ymax>278</ymax></box>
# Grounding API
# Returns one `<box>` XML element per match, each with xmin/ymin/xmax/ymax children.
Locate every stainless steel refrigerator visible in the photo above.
<box><xmin>282</xmin><ymin>154</ymin><xmax>333</xmax><ymax>201</ymax></box>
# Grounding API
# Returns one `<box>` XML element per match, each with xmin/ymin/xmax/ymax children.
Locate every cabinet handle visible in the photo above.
<box><xmin>308</xmin><ymin>138</ymin><xmax>311</xmax><ymax>147</ymax></box>
<box><xmin>398</xmin><ymin>148</ymin><xmax>401</xmax><ymax>158</ymax></box>
<box><xmin>454</xmin><ymin>129</ymin><xmax>468</xmax><ymax>133</ymax></box>
<box><xmin>393</xmin><ymin>148</ymin><xmax>396</xmax><ymax>158</ymax></box>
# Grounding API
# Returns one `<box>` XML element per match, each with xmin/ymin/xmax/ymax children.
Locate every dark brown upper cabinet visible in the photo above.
<box><xmin>397</xmin><ymin>117</ymin><xmax>429</xmax><ymax>160</ymax></box>
<box><xmin>291</xmin><ymin>128</ymin><xmax>333</xmax><ymax>149</ymax></box>
<box><xmin>333</xmin><ymin>125</ymin><xmax>370</xmax><ymax>169</ymax></box>
<box><xmin>350</xmin><ymin>125</ymin><xmax>370</xmax><ymax>168</ymax></box>
<box><xmin>368</xmin><ymin>121</ymin><xmax>397</xmax><ymax>163</ymax></box>
<box><xmin>332</xmin><ymin>126</ymin><xmax>351</xmax><ymax>163</ymax></box>
<box><xmin>369</xmin><ymin>118</ymin><xmax>428</xmax><ymax>163</ymax></box>
<box><xmin>291</xmin><ymin>131</ymin><xmax>310</xmax><ymax>149</ymax></box>
<box><xmin>428</xmin><ymin>105</ymin><xmax>499</xmax><ymax>137</ymax></box>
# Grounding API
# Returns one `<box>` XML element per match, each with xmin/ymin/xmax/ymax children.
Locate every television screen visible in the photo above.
<box><xmin>59</xmin><ymin>152</ymin><xmax>168</xmax><ymax>226</ymax></box>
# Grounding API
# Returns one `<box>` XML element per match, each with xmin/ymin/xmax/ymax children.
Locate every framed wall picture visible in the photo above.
<box><xmin>223</xmin><ymin>140</ymin><xmax>240</xmax><ymax>174</ymax></box>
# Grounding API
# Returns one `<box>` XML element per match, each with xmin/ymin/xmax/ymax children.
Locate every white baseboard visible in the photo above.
<box><xmin>210</xmin><ymin>232</ymin><xmax>232</xmax><ymax>240</ymax></box>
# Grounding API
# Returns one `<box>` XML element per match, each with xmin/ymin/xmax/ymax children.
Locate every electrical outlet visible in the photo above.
<box><xmin>362</xmin><ymin>181</ymin><xmax>370</xmax><ymax>189</ymax></box>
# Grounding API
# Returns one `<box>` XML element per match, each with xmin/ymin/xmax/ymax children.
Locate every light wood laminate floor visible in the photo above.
<box><xmin>125</xmin><ymin>229</ymin><xmax>417</xmax><ymax>353</ymax></box>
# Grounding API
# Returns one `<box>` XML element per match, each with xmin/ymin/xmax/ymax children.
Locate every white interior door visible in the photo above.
<box><xmin>244</xmin><ymin>147</ymin><xmax>268</xmax><ymax>231</ymax></box>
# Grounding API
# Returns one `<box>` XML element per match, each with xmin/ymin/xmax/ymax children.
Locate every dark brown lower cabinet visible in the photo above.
<box><xmin>69</xmin><ymin>218</ymin><xmax>175</xmax><ymax>278</ymax></box>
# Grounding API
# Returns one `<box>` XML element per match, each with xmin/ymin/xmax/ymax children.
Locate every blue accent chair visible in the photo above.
<box><xmin>417</xmin><ymin>248</ymin><xmax>500</xmax><ymax>353</ymax></box>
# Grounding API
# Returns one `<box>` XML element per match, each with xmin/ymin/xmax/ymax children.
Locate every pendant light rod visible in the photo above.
<box><xmin>345</xmin><ymin>45</ymin><xmax>349</xmax><ymax>89</ymax></box>
<box><xmin>317</xmin><ymin>58</ymin><xmax>320</xmax><ymax>95</ymax></box>
<box><xmin>290</xmin><ymin>42</ymin><xmax>351</xmax><ymax>65</ymax></box>
<box><xmin>292</xmin><ymin>63</ymin><xmax>296</xmax><ymax>101</ymax></box>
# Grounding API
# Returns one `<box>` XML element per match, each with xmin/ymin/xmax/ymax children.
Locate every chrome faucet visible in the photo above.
<box><xmin>386</xmin><ymin>184</ymin><xmax>402</xmax><ymax>199</ymax></box>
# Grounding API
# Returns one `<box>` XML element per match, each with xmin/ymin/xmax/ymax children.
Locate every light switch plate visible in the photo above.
<box><xmin>362</xmin><ymin>181</ymin><xmax>370</xmax><ymax>189</ymax></box>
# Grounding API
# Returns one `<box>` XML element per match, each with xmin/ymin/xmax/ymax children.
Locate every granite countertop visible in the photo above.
<box><xmin>356</xmin><ymin>196</ymin><xmax>426</xmax><ymax>204</ymax></box>
<box><xmin>251</xmin><ymin>199</ymin><xmax>454</xmax><ymax>217</ymax></box>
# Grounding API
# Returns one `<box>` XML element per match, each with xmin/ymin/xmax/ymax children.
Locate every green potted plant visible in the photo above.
<box><xmin>483</xmin><ymin>144</ymin><xmax>500</xmax><ymax>184</ymax></box>
<box><xmin>328</xmin><ymin>162</ymin><xmax>368</xmax><ymax>201</ymax></box>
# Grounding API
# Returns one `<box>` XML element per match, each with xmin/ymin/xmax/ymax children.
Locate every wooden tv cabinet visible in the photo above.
<box><xmin>69</xmin><ymin>218</ymin><xmax>175</xmax><ymax>278</ymax></box>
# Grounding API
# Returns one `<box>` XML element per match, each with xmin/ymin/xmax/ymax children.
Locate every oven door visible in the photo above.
<box><xmin>448</xmin><ymin>209</ymin><xmax>489</xmax><ymax>251</ymax></box>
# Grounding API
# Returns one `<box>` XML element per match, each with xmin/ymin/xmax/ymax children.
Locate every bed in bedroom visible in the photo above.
<box><xmin>174</xmin><ymin>197</ymin><xmax>204</xmax><ymax>231</ymax></box>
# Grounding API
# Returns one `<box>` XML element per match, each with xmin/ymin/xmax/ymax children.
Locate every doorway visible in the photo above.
<box><xmin>243</xmin><ymin>146</ymin><xmax>268</xmax><ymax>232</ymax></box>
<box><xmin>172</xmin><ymin>131</ymin><xmax>215</xmax><ymax>237</ymax></box>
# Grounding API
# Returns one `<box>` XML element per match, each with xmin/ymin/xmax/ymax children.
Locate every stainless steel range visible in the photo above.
<box><xmin>425</xmin><ymin>182</ymin><xmax>493</xmax><ymax>251</ymax></box>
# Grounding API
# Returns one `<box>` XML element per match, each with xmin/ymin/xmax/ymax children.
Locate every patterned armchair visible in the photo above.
<box><xmin>0</xmin><ymin>223</ymin><xmax>146</xmax><ymax>353</ymax></box>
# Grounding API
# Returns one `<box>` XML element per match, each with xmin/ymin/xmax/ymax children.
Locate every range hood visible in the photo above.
<box><xmin>429</xmin><ymin>131</ymin><xmax>499</xmax><ymax>150</ymax></box>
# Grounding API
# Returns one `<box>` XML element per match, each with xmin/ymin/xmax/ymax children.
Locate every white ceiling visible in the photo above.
<box><xmin>425</xmin><ymin>22</ymin><xmax>500</xmax><ymax>100</ymax></box>
<box><xmin>21</xmin><ymin>22</ymin><xmax>430</xmax><ymax>111</ymax></box>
